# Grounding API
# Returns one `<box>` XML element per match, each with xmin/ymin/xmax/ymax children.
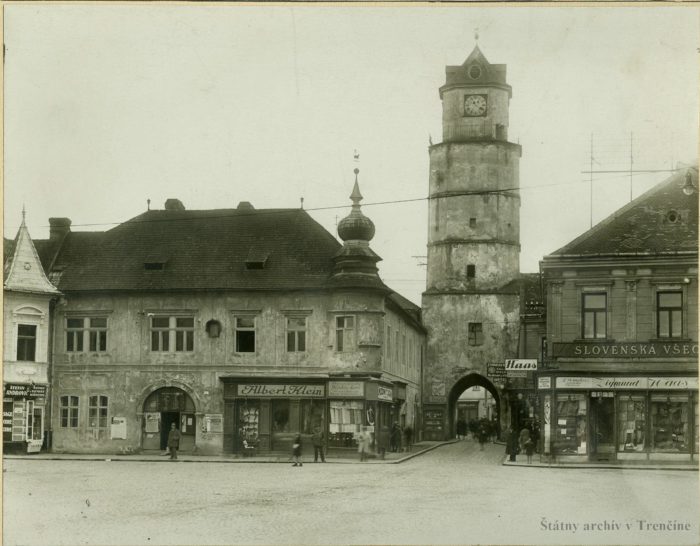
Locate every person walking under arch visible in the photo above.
<box><xmin>167</xmin><ymin>423</ymin><xmax>181</xmax><ymax>460</ymax></box>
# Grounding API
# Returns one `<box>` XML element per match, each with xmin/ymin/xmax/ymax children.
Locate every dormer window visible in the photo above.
<box><xmin>144</xmin><ymin>262</ymin><xmax>165</xmax><ymax>271</ymax></box>
<box><xmin>245</xmin><ymin>250</ymin><xmax>269</xmax><ymax>270</ymax></box>
<box><xmin>144</xmin><ymin>249</ymin><xmax>169</xmax><ymax>271</ymax></box>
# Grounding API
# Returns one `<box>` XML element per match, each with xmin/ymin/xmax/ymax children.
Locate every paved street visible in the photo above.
<box><xmin>3</xmin><ymin>440</ymin><xmax>698</xmax><ymax>546</ymax></box>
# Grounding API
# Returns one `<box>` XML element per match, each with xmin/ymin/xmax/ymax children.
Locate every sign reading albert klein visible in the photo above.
<box><xmin>237</xmin><ymin>384</ymin><xmax>325</xmax><ymax>397</ymax></box>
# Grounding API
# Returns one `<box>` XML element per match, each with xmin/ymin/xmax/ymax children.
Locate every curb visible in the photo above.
<box><xmin>501</xmin><ymin>457</ymin><xmax>699</xmax><ymax>471</ymax></box>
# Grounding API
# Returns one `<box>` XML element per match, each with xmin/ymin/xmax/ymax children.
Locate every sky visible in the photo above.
<box><xmin>4</xmin><ymin>4</ymin><xmax>699</xmax><ymax>305</ymax></box>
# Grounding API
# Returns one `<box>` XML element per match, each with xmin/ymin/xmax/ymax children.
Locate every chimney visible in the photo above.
<box><xmin>164</xmin><ymin>199</ymin><xmax>186</xmax><ymax>211</ymax></box>
<box><xmin>49</xmin><ymin>218</ymin><xmax>72</xmax><ymax>241</ymax></box>
<box><xmin>237</xmin><ymin>201</ymin><xmax>255</xmax><ymax>211</ymax></box>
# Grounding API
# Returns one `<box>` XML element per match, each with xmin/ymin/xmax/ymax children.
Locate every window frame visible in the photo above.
<box><xmin>88</xmin><ymin>395</ymin><xmax>109</xmax><ymax>431</ymax></box>
<box><xmin>59</xmin><ymin>395</ymin><xmax>80</xmax><ymax>428</ymax></box>
<box><xmin>467</xmin><ymin>322</ymin><xmax>483</xmax><ymax>346</ymax></box>
<box><xmin>16</xmin><ymin>324</ymin><xmax>37</xmax><ymax>362</ymax></box>
<box><xmin>234</xmin><ymin>314</ymin><xmax>257</xmax><ymax>353</ymax></box>
<box><xmin>150</xmin><ymin>315</ymin><xmax>195</xmax><ymax>353</ymax></box>
<box><xmin>285</xmin><ymin>316</ymin><xmax>307</xmax><ymax>353</ymax></box>
<box><xmin>656</xmin><ymin>290</ymin><xmax>683</xmax><ymax>339</ymax></box>
<box><xmin>582</xmin><ymin>292</ymin><xmax>608</xmax><ymax>340</ymax></box>
<box><xmin>335</xmin><ymin>315</ymin><xmax>356</xmax><ymax>353</ymax></box>
<box><xmin>66</xmin><ymin>317</ymin><xmax>108</xmax><ymax>353</ymax></box>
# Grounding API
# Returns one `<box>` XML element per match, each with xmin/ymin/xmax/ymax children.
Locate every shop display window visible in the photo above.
<box><xmin>651</xmin><ymin>394</ymin><xmax>689</xmax><ymax>452</ymax></box>
<box><xmin>239</xmin><ymin>402</ymin><xmax>260</xmax><ymax>442</ymax></box>
<box><xmin>329</xmin><ymin>400</ymin><xmax>363</xmax><ymax>447</ymax></box>
<box><xmin>272</xmin><ymin>400</ymin><xmax>290</xmax><ymax>432</ymax></box>
<box><xmin>301</xmin><ymin>399</ymin><xmax>324</xmax><ymax>434</ymax></box>
<box><xmin>617</xmin><ymin>395</ymin><xmax>646</xmax><ymax>452</ymax></box>
<box><xmin>555</xmin><ymin>394</ymin><xmax>587</xmax><ymax>455</ymax></box>
<box><xmin>694</xmin><ymin>394</ymin><xmax>698</xmax><ymax>454</ymax></box>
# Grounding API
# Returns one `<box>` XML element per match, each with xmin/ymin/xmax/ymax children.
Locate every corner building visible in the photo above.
<box><xmin>539</xmin><ymin>169</ymin><xmax>698</xmax><ymax>464</ymax></box>
<box><xmin>422</xmin><ymin>46</ymin><xmax>524</xmax><ymax>439</ymax></box>
<box><xmin>40</xmin><ymin>173</ymin><xmax>425</xmax><ymax>455</ymax></box>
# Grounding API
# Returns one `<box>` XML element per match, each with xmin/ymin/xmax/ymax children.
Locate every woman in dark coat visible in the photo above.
<box><xmin>505</xmin><ymin>427</ymin><xmax>518</xmax><ymax>462</ymax></box>
<box><xmin>291</xmin><ymin>433</ymin><xmax>303</xmax><ymax>467</ymax></box>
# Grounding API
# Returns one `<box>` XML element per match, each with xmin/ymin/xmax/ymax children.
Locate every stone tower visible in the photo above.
<box><xmin>421</xmin><ymin>45</ymin><xmax>522</xmax><ymax>440</ymax></box>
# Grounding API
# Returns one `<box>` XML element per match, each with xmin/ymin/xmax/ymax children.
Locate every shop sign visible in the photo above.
<box><xmin>487</xmin><ymin>363</ymin><xmax>507</xmax><ymax>383</ymax></box>
<box><xmin>556</xmin><ymin>376</ymin><xmax>698</xmax><ymax>390</ymax></box>
<box><xmin>377</xmin><ymin>386</ymin><xmax>393</xmax><ymax>402</ymax></box>
<box><xmin>3</xmin><ymin>383</ymin><xmax>47</xmax><ymax>399</ymax></box>
<box><xmin>505</xmin><ymin>359</ymin><xmax>538</xmax><ymax>370</ymax></box>
<box><xmin>237</xmin><ymin>384</ymin><xmax>325</xmax><ymax>398</ymax></box>
<box><xmin>110</xmin><ymin>417</ymin><xmax>127</xmax><ymax>440</ymax></box>
<box><xmin>3</xmin><ymin>400</ymin><xmax>13</xmax><ymax>443</ymax></box>
<box><xmin>328</xmin><ymin>381</ymin><xmax>364</xmax><ymax>398</ymax></box>
<box><xmin>552</xmin><ymin>341</ymin><xmax>699</xmax><ymax>358</ymax></box>
<box><xmin>538</xmin><ymin>377</ymin><xmax>552</xmax><ymax>389</ymax></box>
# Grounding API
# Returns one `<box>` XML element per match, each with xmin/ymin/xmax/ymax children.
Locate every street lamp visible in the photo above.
<box><xmin>682</xmin><ymin>170</ymin><xmax>696</xmax><ymax>196</ymax></box>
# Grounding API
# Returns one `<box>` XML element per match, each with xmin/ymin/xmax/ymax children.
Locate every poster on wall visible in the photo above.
<box><xmin>110</xmin><ymin>417</ymin><xmax>127</xmax><ymax>439</ymax></box>
<box><xmin>144</xmin><ymin>412</ymin><xmax>160</xmax><ymax>433</ymax></box>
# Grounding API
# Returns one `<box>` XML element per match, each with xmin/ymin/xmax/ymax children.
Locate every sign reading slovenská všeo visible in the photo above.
<box><xmin>552</xmin><ymin>341</ymin><xmax>699</xmax><ymax>358</ymax></box>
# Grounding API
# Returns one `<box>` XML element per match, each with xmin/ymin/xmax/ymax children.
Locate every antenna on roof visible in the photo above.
<box><xmin>300</xmin><ymin>197</ymin><xmax>304</xmax><ymax>210</ymax></box>
<box><xmin>147</xmin><ymin>198</ymin><xmax>151</xmax><ymax>211</ymax></box>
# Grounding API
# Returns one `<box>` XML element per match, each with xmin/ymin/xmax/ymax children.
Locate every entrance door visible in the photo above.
<box><xmin>160</xmin><ymin>411</ymin><xmax>180</xmax><ymax>450</ymax></box>
<box><xmin>590</xmin><ymin>396</ymin><xmax>615</xmax><ymax>461</ymax></box>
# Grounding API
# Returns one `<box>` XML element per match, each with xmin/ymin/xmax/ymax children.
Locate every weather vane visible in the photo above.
<box><xmin>474</xmin><ymin>28</ymin><xmax>479</xmax><ymax>43</ymax></box>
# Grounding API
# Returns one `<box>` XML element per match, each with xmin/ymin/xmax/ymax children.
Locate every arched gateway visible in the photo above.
<box><xmin>141</xmin><ymin>386</ymin><xmax>197</xmax><ymax>452</ymax></box>
<box><xmin>448</xmin><ymin>374</ymin><xmax>501</xmax><ymax>440</ymax></box>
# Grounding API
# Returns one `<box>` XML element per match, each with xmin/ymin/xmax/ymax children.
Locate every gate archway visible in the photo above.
<box><xmin>448</xmin><ymin>373</ymin><xmax>501</xmax><ymax>440</ymax></box>
<box><xmin>141</xmin><ymin>386</ymin><xmax>197</xmax><ymax>451</ymax></box>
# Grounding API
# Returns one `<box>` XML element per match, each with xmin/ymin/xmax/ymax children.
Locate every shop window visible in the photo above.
<box><xmin>617</xmin><ymin>396</ymin><xmax>646</xmax><ymax>452</ymax></box>
<box><xmin>335</xmin><ymin>316</ymin><xmax>355</xmax><ymax>352</ymax></box>
<box><xmin>66</xmin><ymin>317</ymin><xmax>107</xmax><ymax>352</ymax></box>
<box><xmin>329</xmin><ymin>400</ymin><xmax>363</xmax><ymax>447</ymax></box>
<box><xmin>88</xmin><ymin>395</ymin><xmax>109</xmax><ymax>432</ymax></box>
<box><xmin>26</xmin><ymin>400</ymin><xmax>44</xmax><ymax>441</ymax></box>
<box><xmin>651</xmin><ymin>394</ymin><xmax>689</xmax><ymax>452</ymax></box>
<box><xmin>16</xmin><ymin>324</ymin><xmax>37</xmax><ymax>361</ymax></box>
<box><xmin>657</xmin><ymin>291</ymin><xmax>683</xmax><ymax>338</ymax></box>
<box><xmin>694</xmin><ymin>394</ymin><xmax>698</xmax><ymax>454</ymax></box>
<box><xmin>468</xmin><ymin>323</ymin><xmax>483</xmax><ymax>346</ymax></box>
<box><xmin>59</xmin><ymin>396</ymin><xmax>79</xmax><ymax>428</ymax></box>
<box><xmin>286</xmin><ymin>317</ymin><xmax>306</xmax><ymax>352</ymax></box>
<box><xmin>238</xmin><ymin>401</ymin><xmax>260</xmax><ymax>443</ymax></box>
<box><xmin>301</xmin><ymin>399</ymin><xmax>325</xmax><ymax>434</ymax></box>
<box><xmin>272</xmin><ymin>400</ymin><xmax>290</xmax><ymax>432</ymax></box>
<box><xmin>555</xmin><ymin>394</ymin><xmax>587</xmax><ymax>455</ymax></box>
<box><xmin>582</xmin><ymin>293</ymin><xmax>607</xmax><ymax>339</ymax></box>
<box><xmin>151</xmin><ymin>316</ymin><xmax>194</xmax><ymax>352</ymax></box>
<box><xmin>235</xmin><ymin>316</ymin><xmax>256</xmax><ymax>353</ymax></box>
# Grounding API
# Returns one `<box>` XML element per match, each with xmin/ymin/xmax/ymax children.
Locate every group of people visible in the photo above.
<box><xmin>506</xmin><ymin>421</ymin><xmax>539</xmax><ymax>464</ymax></box>
<box><xmin>455</xmin><ymin>418</ymin><xmax>498</xmax><ymax>449</ymax></box>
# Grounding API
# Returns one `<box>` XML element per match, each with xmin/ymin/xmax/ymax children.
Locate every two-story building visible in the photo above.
<box><xmin>539</xmin><ymin>168</ymin><xmax>698</xmax><ymax>465</ymax></box>
<box><xmin>3</xmin><ymin>212</ymin><xmax>62</xmax><ymax>453</ymax></box>
<box><xmin>39</xmin><ymin>172</ymin><xmax>425</xmax><ymax>455</ymax></box>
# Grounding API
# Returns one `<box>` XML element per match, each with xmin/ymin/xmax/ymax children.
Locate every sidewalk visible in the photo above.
<box><xmin>502</xmin><ymin>456</ymin><xmax>699</xmax><ymax>471</ymax></box>
<box><xmin>3</xmin><ymin>441</ymin><xmax>448</xmax><ymax>465</ymax></box>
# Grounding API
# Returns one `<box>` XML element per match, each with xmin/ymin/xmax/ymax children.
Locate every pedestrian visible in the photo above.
<box><xmin>167</xmin><ymin>423</ymin><xmax>181</xmax><ymax>460</ymax></box>
<box><xmin>311</xmin><ymin>426</ymin><xmax>326</xmax><ymax>463</ymax></box>
<box><xmin>519</xmin><ymin>426</ymin><xmax>531</xmax><ymax>455</ymax></box>
<box><xmin>477</xmin><ymin>422</ymin><xmax>488</xmax><ymax>451</ymax></box>
<box><xmin>291</xmin><ymin>433</ymin><xmax>303</xmax><ymax>467</ymax></box>
<box><xmin>506</xmin><ymin>427</ymin><xmax>518</xmax><ymax>462</ymax></box>
<box><xmin>390</xmin><ymin>422</ymin><xmax>401</xmax><ymax>452</ymax></box>
<box><xmin>357</xmin><ymin>427</ymin><xmax>368</xmax><ymax>462</ymax></box>
<box><xmin>403</xmin><ymin>425</ymin><xmax>413</xmax><ymax>452</ymax></box>
<box><xmin>524</xmin><ymin>434</ymin><xmax>535</xmax><ymax>464</ymax></box>
<box><xmin>376</xmin><ymin>425</ymin><xmax>389</xmax><ymax>460</ymax></box>
<box><xmin>456</xmin><ymin>419</ymin><xmax>467</xmax><ymax>440</ymax></box>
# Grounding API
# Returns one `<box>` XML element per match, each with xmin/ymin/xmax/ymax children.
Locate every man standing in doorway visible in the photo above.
<box><xmin>312</xmin><ymin>426</ymin><xmax>326</xmax><ymax>462</ymax></box>
<box><xmin>167</xmin><ymin>422</ymin><xmax>181</xmax><ymax>460</ymax></box>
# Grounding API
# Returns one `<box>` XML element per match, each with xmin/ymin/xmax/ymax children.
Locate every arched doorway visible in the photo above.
<box><xmin>142</xmin><ymin>387</ymin><xmax>197</xmax><ymax>452</ymax></box>
<box><xmin>448</xmin><ymin>374</ymin><xmax>501</xmax><ymax>440</ymax></box>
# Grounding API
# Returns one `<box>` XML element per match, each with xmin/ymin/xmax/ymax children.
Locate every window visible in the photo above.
<box><xmin>88</xmin><ymin>395</ymin><xmax>109</xmax><ymax>430</ymax></box>
<box><xmin>617</xmin><ymin>396</ymin><xmax>646</xmax><ymax>453</ymax></box>
<box><xmin>386</xmin><ymin>325</ymin><xmax>391</xmax><ymax>363</ymax></box>
<box><xmin>151</xmin><ymin>316</ymin><xmax>194</xmax><ymax>352</ymax></box>
<box><xmin>66</xmin><ymin>317</ymin><xmax>107</xmax><ymax>352</ymax></box>
<box><xmin>555</xmin><ymin>394</ymin><xmax>587</xmax><ymax>455</ymax></box>
<box><xmin>582</xmin><ymin>293</ymin><xmax>607</xmax><ymax>339</ymax></box>
<box><xmin>657</xmin><ymin>291</ymin><xmax>683</xmax><ymax>338</ymax></box>
<box><xmin>16</xmin><ymin>324</ymin><xmax>37</xmax><ymax>361</ymax></box>
<box><xmin>60</xmin><ymin>396</ymin><xmax>79</xmax><ymax>428</ymax></box>
<box><xmin>335</xmin><ymin>316</ymin><xmax>355</xmax><ymax>352</ymax></box>
<box><xmin>469</xmin><ymin>218</ymin><xmax>477</xmax><ymax>228</ymax></box>
<box><xmin>467</xmin><ymin>265</ymin><xmax>476</xmax><ymax>279</ymax></box>
<box><xmin>235</xmin><ymin>316</ymin><xmax>256</xmax><ymax>353</ymax></box>
<box><xmin>468</xmin><ymin>322</ymin><xmax>483</xmax><ymax>346</ymax></box>
<box><xmin>651</xmin><ymin>394</ymin><xmax>689</xmax><ymax>453</ymax></box>
<box><xmin>286</xmin><ymin>317</ymin><xmax>306</xmax><ymax>352</ymax></box>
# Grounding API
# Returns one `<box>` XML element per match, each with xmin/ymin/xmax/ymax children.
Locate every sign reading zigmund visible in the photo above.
<box><xmin>237</xmin><ymin>384</ymin><xmax>325</xmax><ymax>397</ymax></box>
<box><xmin>553</xmin><ymin>341</ymin><xmax>699</xmax><ymax>358</ymax></box>
<box><xmin>556</xmin><ymin>376</ymin><xmax>698</xmax><ymax>390</ymax></box>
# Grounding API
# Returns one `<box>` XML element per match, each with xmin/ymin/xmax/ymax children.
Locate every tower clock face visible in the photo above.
<box><xmin>464</xmin><ymin>94</ymin><xmax>487</xmax><ymax>117</ymax></box>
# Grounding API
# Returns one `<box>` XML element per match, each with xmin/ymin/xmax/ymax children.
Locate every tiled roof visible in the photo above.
<box><xmin>548</xmin><ymin>169</ymin><xmax>698</xmax><ymax>257</ymax></box>
<box><xmin>47</xmin><ymin>208</ymin><xmax>345</xmax><ymax>292</ymax></box>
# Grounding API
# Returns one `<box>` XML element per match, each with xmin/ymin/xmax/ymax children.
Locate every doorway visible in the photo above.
<box><xmin>142</xmin><ymin>387</ymin><xmax>196</xmax><ymax>452</ymax></box>
<box><xmin>448</xmin><ymin>374</ymin><xmax>500</xmax><ymax>441</ymax></box>
<box><xmin>160</xmin><ymin>412</ymin><xmax>179</xmax><ymax>450</ymax></box>
<box><xmin>590</xmin><ymin>395</ymin><xmax>615</xmax><ymax>461</ymax></box>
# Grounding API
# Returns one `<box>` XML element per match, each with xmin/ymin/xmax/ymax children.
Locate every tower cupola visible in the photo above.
<box><xmin>337</xmin><ymin>169</ymin><xmax>376</xmax><ymax>242</ymax></box>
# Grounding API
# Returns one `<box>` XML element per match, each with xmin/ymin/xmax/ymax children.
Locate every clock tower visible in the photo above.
<box><xmin>421</xmin><ymin>45</ymin><xmax>522</xmax><ymax>440</ymax></box>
